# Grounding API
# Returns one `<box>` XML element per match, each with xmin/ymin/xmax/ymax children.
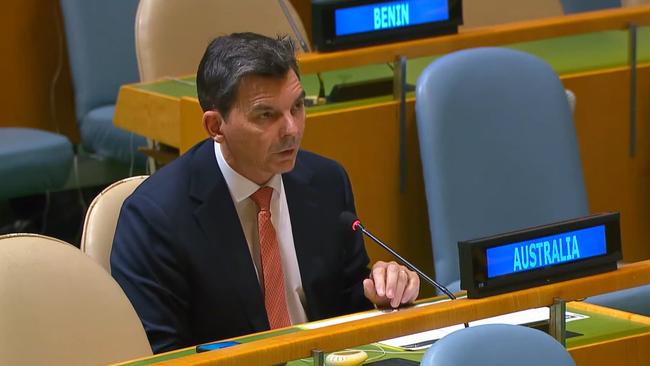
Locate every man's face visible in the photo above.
<box><xmin>207</xmin><ymin>70</ymin><xmax>306</xmax><ymax>185</ymax></box>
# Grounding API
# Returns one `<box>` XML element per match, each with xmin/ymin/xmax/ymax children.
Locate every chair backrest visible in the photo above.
<box><xmin>560</xmin><ymin>0</ymin><xmax>621</xmax><ymax>14</ymax></box>
<box><xmin>0</xmin><ymin>233</ymin><xmax>152</xmax><ymax>365</ymax></box>
<box><xmin>415</xmin><ymin>47</ymin><xmax>589</xmax><ymax>290</ymax></box>
<box><xmin>135</xmin><ymin>0</ymin><xmax>310</xmax><ymax>82</ymax></box>
<box><xmin>59</xmin><ymin>0</ymin><xmax>140</xmax><ymax>122</ymax></box>
<box><xmin>420</xmin><ymin>324</ymin><xmax>576</xmax><ymax>366</ymax></box>
<box><xmin>81</xmin><ymin>175</ymin><xmax>148</xmax><ymax>272</ymax></box>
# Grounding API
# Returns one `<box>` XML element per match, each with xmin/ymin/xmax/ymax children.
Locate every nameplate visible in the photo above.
<box><xmin>312</xmin><ymin>0</ymin><xmax>463</xmax><ymax>51</ymax></box>
<box><xmin>459</xmin><ymin>213</ymin><xmax>622</xmax><ymax>298</ymax></box>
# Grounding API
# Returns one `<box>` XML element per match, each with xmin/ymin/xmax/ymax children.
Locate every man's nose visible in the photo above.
<box><xmin>282</xmin><ymin>112</ymin><xmax>301</xmax><ymax>136</ymax></box>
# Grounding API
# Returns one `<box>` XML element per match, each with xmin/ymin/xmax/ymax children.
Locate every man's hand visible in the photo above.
<box><xmin>363</xmin><ymin>261</ymin><xmax>420</xmax><ymax>308</ymax></box>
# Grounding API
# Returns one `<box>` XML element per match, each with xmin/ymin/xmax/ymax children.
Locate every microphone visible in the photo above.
<box><xmin>277</xmin><ymin>0</ymin><xmax>310</xmax><ymax>53</ymax></box>
<box><xmin>340</xmin><ymin>211</ymin><xmax>457</xmax><ymax>300</ymax></box>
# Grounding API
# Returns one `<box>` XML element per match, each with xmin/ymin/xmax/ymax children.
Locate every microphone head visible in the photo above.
<box><xmin>339</xmin><ymin>211</ymin><xmax>361</xmax><ymax>231</ymax></box>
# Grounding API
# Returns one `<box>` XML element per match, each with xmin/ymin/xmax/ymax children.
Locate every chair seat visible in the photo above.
<box><xmin>0</xmin><ymin>127</ymin><xmax>74</xmax><ymax>199</ymax></box>
<box><xmin>80</xmin><ymin>105</ymin><xmax>147</xmax><ymax>166</ymax></box>
<box><xmin>587</xmin><ymin>284</ymin><xmax>650</xmax><ymax>316</ymax></box>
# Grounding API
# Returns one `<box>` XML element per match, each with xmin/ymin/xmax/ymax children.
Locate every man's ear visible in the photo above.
<box><xmin>202</xmin><ymin>110</ymin><xmax>225</xmax><ymax>142</ymax></box>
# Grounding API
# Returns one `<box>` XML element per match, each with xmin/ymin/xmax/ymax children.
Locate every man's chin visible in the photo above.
<box><xmin>273</xmin><ymin>153</ymin><xmax>298</xmax><ymax>173</ymax></box>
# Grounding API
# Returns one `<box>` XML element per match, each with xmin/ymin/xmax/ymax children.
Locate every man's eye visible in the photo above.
<box><xmin>258</xmin><ymin>111</ymin><xmax>274</xmax><ymax>120</ymax></box>
<box><xmin>292</xmin><ymin>100</ymin><xmax>304</xmax><ymax>113</ymax></box>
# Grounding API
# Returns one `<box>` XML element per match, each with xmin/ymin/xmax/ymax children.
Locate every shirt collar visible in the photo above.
<box><xmin>214</xmin><ymin>141</ymin><xmax>282</xmax><ymax>203</ymax></box>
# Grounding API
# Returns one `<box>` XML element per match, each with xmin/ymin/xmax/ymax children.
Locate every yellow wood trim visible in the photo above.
<box><xmin>297</xmin><ymin>5</ymin><xmax>650</xmax><ymax>73</ymax></box>
<box><xmin>150</xmin><ymin>260</ymin><xmax>650</xmax><ymax>366</ymax></box>
<box><xmin>569</xmin><ymin>301</ymin><xmax>650</xmax><ymax>325</ymax></box>
<box><xmin>114</xmin><ymin>85</ymin><xmax>181</xmax><ymax>147</ymax></box>
<box><xmin>560</xmin><ymin>61</ymin><xmax>650</xmax><ymax>80</ymax></box>
<box><xmin>569</xmin><ymin>332</ymin><xmax>650</xmax><ymax>365</ymax></box>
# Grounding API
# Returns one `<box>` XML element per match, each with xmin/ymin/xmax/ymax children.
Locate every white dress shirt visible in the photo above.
<box><xmin>214</xmin><ymin>142</ymin><xmax>308</xmax><ymax>325</ymax></box>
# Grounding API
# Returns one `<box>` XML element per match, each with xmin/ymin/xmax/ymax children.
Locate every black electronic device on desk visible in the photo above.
<box><xmin>459</xmin><ymin>213</ymin><xmax>622</xmax><ymax>298</ymax></box>
<box><xmin>326</xmin><ymin>76</ymin><xmax>415</xmax><ymax>103</ymax></box>
<box><xmin>311</xmin><ymin>0</ymin><xmax>463</xmax><ymax>51</ymax></box>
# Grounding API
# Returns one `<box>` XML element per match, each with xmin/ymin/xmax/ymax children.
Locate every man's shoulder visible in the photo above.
<box><xmin>291</xmin><ymin>149</ymin><xmax>350</xmax><ymax>188</ymax></box>
<box><xmin>296</xmin><ymin>149</ymin><xmax>344</xmax><ymax>172</ymax></box>
<box><xmin>127</xmin><ymin>139</ymin><xmax>214</xmax><ymax>205</ymax></box>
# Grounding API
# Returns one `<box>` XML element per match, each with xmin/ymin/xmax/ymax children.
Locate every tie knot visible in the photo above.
<box><xmin>250</xmin><ymin>186</ymin><xmax>273</xmax><ymax>212</ymax></box>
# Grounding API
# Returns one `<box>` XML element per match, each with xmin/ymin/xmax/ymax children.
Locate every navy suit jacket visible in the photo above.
<box><xmin>111</xmin><ymin>139</ymin><xmax>372</xmax><ymax>353</ymax></box>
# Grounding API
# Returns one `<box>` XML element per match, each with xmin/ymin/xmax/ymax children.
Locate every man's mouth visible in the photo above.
<box><xmin>276</xmin><ymin>147</ymin><xmax>296</xmax><ymax>155</ymax></box>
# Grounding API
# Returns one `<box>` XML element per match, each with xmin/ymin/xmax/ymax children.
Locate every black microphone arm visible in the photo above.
<box><xmin>340</xmin><ymin>211</ymin><xmax>457</xmax><ymax>300</ymax></box>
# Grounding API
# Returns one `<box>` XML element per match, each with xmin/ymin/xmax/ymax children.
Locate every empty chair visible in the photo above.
<box><xmin>0</xmin><ymin>233</ymin><xmax>152</xmax><ymax>365</ymax></box>
<box><xmin>420</xmin><ymin>324</ymin><xmax>576</xmax><ymax>366</ymax></box>
<box><xmin>0</xmin><ymin>127</ymin><xmax>73</xmax><ymax>200</ymax></box>
<box><xmin>81</xmin><ymin>175</ymin><xmax>147</xmax><ymax>272</ymax></box>
<box><xmin>60</xmin><ymin>0</ymin><xmax>146</xmax><ymax>167</ymax></box>
<box><xmin>560</xmin><ymin>0</ymin><xmax>621</xmax><ymax>14</ymax></box>
<box><xmin>415</xmin><ymin>47</ymin><xmax>589</xmax><ymax>291</ymax></box>
<box><xmin>134</xmin><ymin>0</ymin><xmax>309</xmax><ymax>83</ymax></box>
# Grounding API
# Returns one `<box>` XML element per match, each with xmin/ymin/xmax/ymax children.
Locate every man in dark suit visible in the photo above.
<box><xmin>111</xmin><ymin>33</ymin><xmax>420</xmax><ymax>354</ymax></box>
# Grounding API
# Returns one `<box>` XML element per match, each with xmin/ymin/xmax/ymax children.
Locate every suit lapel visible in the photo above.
<box><xmin>189</xmin><ymin>140</ymin><xmax>269</xmax><ymax>331</ymax></box>
<box><xmin>283</xmin><ymin>154</ymin><xmax>323</xmax><ymax>320</ymax></box>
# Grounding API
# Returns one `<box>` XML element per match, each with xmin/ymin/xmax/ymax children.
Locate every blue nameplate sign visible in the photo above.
<box><xmin>312</xmin><ymin>0</ymin><xmax>463</xmax><ymax>51</ymax></box>
<box><xmin>459</xmin><ymin>213</ymin><xmax>621</xmax><ymax>298</ymax></box>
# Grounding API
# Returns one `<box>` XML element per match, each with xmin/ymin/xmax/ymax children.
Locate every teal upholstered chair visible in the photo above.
<box><xmin>415</xmin><ymin>46</ymin><xmax>650</xmax><ymax>316</ymax></box>
<box><xmin>59</xmin><ymin>0</ymin><xmax>146</xmax><ymax>168</ymax></box>
<box><xmin>560</xmin><ymin>0</ymin><xmax>621</xmax><ymax>14</ymax></box>
<box><xmin>420</xmin><ymin>324</ymin><xmax>576</xmax><ymax>366</ymax></box>
<box><xmin>415</xmin><ymin>47</ymin><xmax>589</xmax><ymax>292</ymax></box>
<box><xmin>0</xmin><ymin>127</ymin><xmax>73</xmax><ymax>200</ymax></box>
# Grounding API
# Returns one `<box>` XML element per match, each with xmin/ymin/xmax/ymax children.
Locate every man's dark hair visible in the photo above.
<box><xmin>196</xmin><ymin>32</ymin><xmax>300</xmax><ymax>116</ymax></box>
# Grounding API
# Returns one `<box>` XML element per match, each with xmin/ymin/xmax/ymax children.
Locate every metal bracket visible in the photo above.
<box><xmin>549</xmin><ymin>297</ymin><xmax>567</xmax><ymax>346</ymax></box>
<box><xmin>628</xmin><ymin>23</ymin><xmax>638</xmax><ymax>158</ymax></box>
<box><xmin>312</xmin><ymin>349</ymin><xmax>324</xmax><ymax>366</ymax></box>
<box><xmin>393</xmin><ymin>56</ymin><xmax>408</xmax><ymax>193</ymax></box>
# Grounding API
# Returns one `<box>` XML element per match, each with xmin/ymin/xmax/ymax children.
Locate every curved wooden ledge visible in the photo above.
<box><xmin>155</xmin><ymin>260</ymin><xmax>650</xmax><ymax>366</ymax></box>
<box><xmin>298</xmin><ymin>5</ymin><xmax>650</xmax><ymax>74</ymax></box>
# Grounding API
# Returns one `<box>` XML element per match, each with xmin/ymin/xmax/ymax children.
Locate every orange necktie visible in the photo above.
<box><xmin>250</xmin><ymin>187</ymin><xmax>291</xmax><ymax>329</ymax></box>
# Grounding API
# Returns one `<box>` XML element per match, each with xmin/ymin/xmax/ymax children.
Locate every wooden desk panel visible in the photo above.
<box><xmin>296</xmin><ymin>5</ymin><xmax>650</xmax><ymax>73</ymax></box>
<box><xmin>568</xmin><ymin>302</ymin><xmax>650</xmax><ymax>365</ymax></box>
<box><xmin>563</xmin><ymin>65</ymin><xmax>650</xmax><ymax>262</ymax></box>
<box><xmin>114</xmin><ymin>260</ymin><xmax>650</xmax><ymax>366</ymax></box>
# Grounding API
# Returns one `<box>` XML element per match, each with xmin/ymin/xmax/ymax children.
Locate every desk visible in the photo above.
<box><xmin>115</xmin><ymin>6</ymin><xmax>650</xmax><ymax>284</ymax></box>
<box><xmin>114</xmin><ymin>260</ymin><xmax>650</xmax><ymax>366</ymax></box>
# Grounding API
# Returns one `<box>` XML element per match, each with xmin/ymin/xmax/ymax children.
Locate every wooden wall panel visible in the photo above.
<box><xmin>0</xmin><ymin>0</ymin><xmax>78</xmax><ymax>142</ymax></box>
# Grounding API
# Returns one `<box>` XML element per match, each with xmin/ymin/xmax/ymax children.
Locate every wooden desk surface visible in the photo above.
<box><xmin>296</xmin><ymin>5</ymin><xmax>650</xmax><ymax>73</ymax></box>
<box><xmin>114</xmin><ymin>260</ymin><xmax>650</xmax><ymax>366</ymax></box>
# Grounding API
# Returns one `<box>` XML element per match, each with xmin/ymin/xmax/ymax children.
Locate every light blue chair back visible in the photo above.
<box><xmin>60</xmin><ymin>0</ymin><xmax>139</xmax><ymax>123</ymax></box>
<box><xmin>60</xmin><ymin>0</ymin><xmax>146</xmax><ymax>166</ymax></box>
<box><xmin>420</xmin><ymin>324</ymin><xmax>576</xmax><ymax>366</ymax></box>
<box><xmin>415</xmin><ymin>47</ymin><xmax>589</xmax><ymax>291</ymax></box>
<box><xmin>560</xmin><ymin>0</ymin><xmax>621</xmax><ymax>14</ymax></box>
